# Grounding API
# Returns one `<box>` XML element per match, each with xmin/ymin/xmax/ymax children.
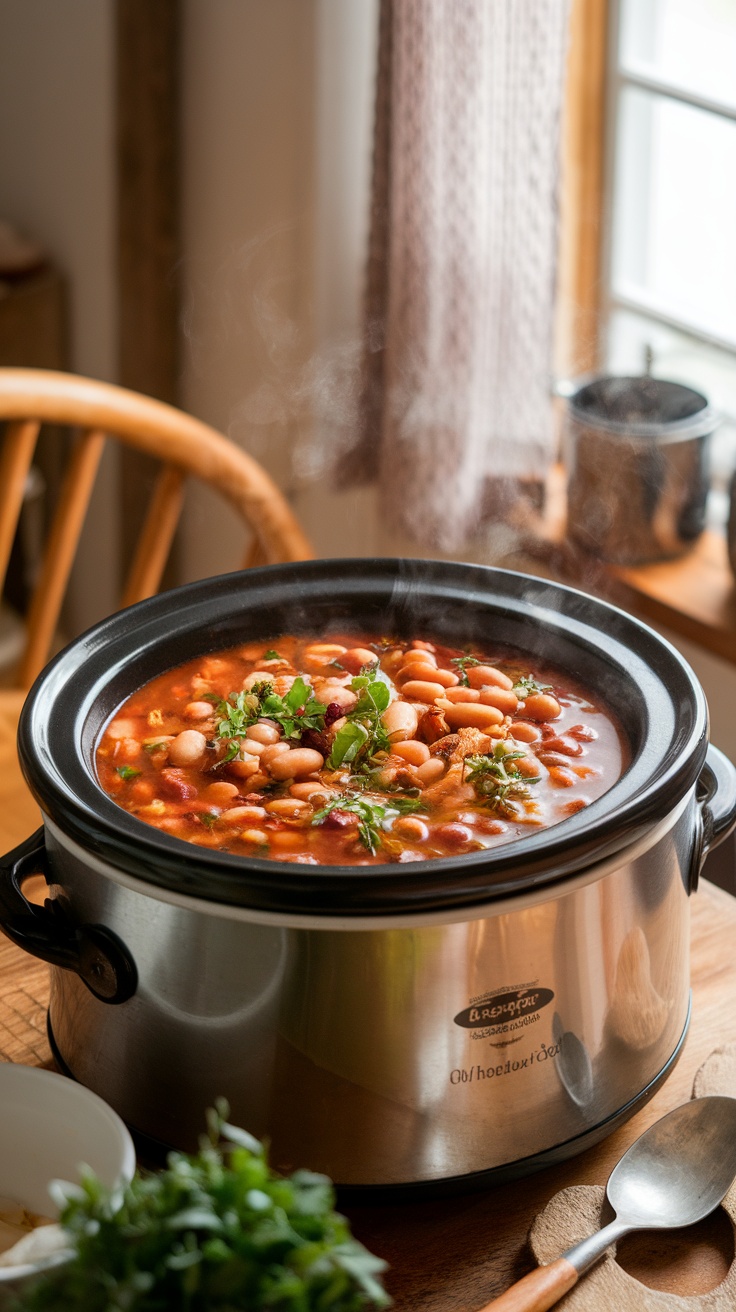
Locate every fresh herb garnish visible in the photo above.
<box><xmin>512</xmin><ymin>674</ymin><xmax>553</xmax><ymax>697</ymax></box>
<box><xmin>463</xmin><ymin>742</ymin><xmax>540</xmax><ymax>816</ymax></box>
<box><xmin>143</xmin><ymin>741</ymin><xmax>168</xmax><ymax>754</ymax></box>
<box><xmin>18</xmin><ymin>1100</ymin><xmax>389</xmax><ymax>1311</ymax></box>
<box><xmin>328</xmin><ymin>665</ymin><xmax>391</xmax><ymax>769</ymax></box>
<box><xmin>312</xmin><ymin>791</ymin><xmax>424</xmax><ymax>855</ymax></box>
<box><xmin>263</xmin><ymin>648</ymin><xmax>282</xmax><ymax>660</ymax></box>
<box><xmin>214</xmin><ymin>677</ymin><xmax>327</xmax><ymax>745</ymax></box>
<box><xmin>450</xmin><ymin>655</ymin><xmax>481</xmax><ymax>687</ymax></box>
<box><xmin>116</xmin><ymin>765</ymin><xmax>141</xmax><ymax>781</ymax></box>
<box><xmin>199</xmin><ymin>812</ymin><xmax>219</xmax><ymax>829</ymax></box>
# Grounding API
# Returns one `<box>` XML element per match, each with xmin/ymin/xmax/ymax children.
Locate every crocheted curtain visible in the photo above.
<box><xmin>345</xmin><ymin>0</ymin><xmax>571</xmax><ymax>551</ymax></box>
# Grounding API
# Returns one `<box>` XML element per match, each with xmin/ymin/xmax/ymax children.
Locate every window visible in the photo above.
<box><xmin>604</xmin><ymin>0</ymin><xmax>736</xmax><ymax>510</ymax></box>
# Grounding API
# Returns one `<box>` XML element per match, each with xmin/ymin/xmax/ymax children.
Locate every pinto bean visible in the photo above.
<box><xmin>392</xmin><ymin>816</ymin><xmax>429</xmax><ymax>842</ymax></box>
<box><xmin>479</xmin><ymin>688</ymin><xmax>519</xmax><ymax>715</ymax></box>
<box><xmin>523</xmin><ymin>693</ymin><xmax>562</xmax><ymax>721</ymax></box>
<box><xmin>246</xmin><ymin>723</ymin><xmax>281</xmax><ymax>745</ymax></box>
<box><xmin>467</xmin><ymin>665</ymin><xmax>514</xmax><ymax>691</ymax></box>
<box><xmin>184</xmin><ymin>701</ymin><xmax>215</xmax><ymax>720</ymax></box>
<box><xmin>509</xmin><ymin>721</ymin><xmax>541</xmax><ymax>743</ymax></box>
<box><xmin>443</xmin><ymin>687</ymin><xmax>481</xmax><ymax>703</ymax></box>
<box><xmin>432</xmin><ymin>823</ymin><xmax>475</xmax><ymax>848</ymax></box>
<box><xmin>168</xmin><ymin>729</ymin><xmax>207</xmax><ymax>767</ymax></box>
<box><xmin>265</xmin><ymin>798</ymin><xmax>311</xmax><ymax>818</ymax></box>
<box><xmin>400</xmin><ymin>680</ymin><xmax>446</xmax><ymax>703</ymax></box>
<box><xmin>415</xmin><ymin>757</ymin><xmax>446</xmax><ymax>785</ymax></box>
<box><xmin>340</xmin><ymin>647</ymin><xmax>379</xmax><ymax>674</ymax></box>
<box><xmin>221</xmin><ymin>805</ymin><xmax>267</xmax><ymax>824</ymax></box>
<box><xmin>203</xmin><ymin>781</ymin><xmax>240</xmax><ymax>805</ymax></box>
<box><xmin>392</xmin><ymin>739</ymin><xmax>431</xmax><ymax>765</ymax></box>
<box><xmin>260</xmin><ymin>743</ymin><xmax>292</xmax><ymax>768</ymax></box>
<box><xmin>443</xmin><ymin>703</ymin><xmax>504</xmax><ymax>731</ymax></box>
<box><xmin>268</xmin><ymin>747</ymin><xmax>325</xmax><ymax>780</ymax></box>
<box><xmin>381</xmin><ymin>700</ymin><xmax>419</xmax><ymax>742</ymax></box>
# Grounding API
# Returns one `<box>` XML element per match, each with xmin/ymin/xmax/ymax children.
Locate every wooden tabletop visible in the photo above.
<box><xmin>1</xmin><ymin>689</ymin><xmax>735</xmax><ymax>1308</ymax></box>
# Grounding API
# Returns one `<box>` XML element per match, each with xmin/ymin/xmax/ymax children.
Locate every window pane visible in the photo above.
<box><xmin>620</xmin><ymin>0</ymin><xmax>736</xmax><ymax>109</ymax></box>
<box><xmin>611</xmin><ymin>86</ymin><xmax>736</xmax><ymax>346</ymax></box>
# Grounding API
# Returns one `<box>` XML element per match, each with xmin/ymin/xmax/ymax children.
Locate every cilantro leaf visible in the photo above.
<box><xmin>116</xmin><ymin>765</ymin><xmax>141</xmax><ymax>781</ymax></box>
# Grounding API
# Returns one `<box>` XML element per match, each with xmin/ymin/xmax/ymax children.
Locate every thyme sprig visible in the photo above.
<box><xmin>463</xmin><ymin>742</ymin><xmax>540</xmax><ymax>817</ymax></box>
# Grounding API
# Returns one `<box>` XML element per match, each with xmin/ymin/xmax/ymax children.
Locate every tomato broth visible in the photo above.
<box><xmin>96</xmin><ymin>635</ymin><xmax>626</xmax><ymax>866</ymax></box>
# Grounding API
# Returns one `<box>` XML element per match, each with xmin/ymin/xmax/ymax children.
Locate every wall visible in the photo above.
<box><xmin>0</xmin><ymin>0</ymin><xmax>120</xmax><ymax>637</ymax></box>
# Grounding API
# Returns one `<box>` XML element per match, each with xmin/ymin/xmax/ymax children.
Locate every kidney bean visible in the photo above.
<box><xmin>382</xmin><ymin>700</ymin><xmax>419</xmax><ymax>741</ymax></box>
<box><xmin>479</xmin><ymin>688</ymin><xmax>519</xmax><ymax>715</ymax></box>
<box><xmin>467</xmin><ymin>665</ymin><xmax>514</xmax><ymax>691</ymax></box>
<box><xmin>322</xmin><ymin>809</ymin><xmax>360</xmax><ymax>830</ymax></box>
<box><xmin>537</xmin><ymin>751</ymin><xmax>572</xmax><ymax>769</ymax></box>
<box><xmin>392</xmin><ymin>739</ymin><xmax>430</xmax><ymax>765</ymax></box>
<box><xmin>400</xmin><ymin>680</ymin><xmax>446</xmax><ymax>703</ymax></box>
<box><xmin>159</xmin><ymin>769</ymin><xmax>198</xmax><ymax>801</ymax></box>
<box><xmin>268</xmin><ymin>747</ymin><xmax>325</xmax><ymax>780</ymax></box>
<box><xmin>542</xmin><ymin>736</ymin><xmax>583</xmax><ymax>757</ymax></box>
<box><xmin>324</xmin><ymin>702</ymin><xmax>343</xmax><ymax>727</ymax></box>
<box><xmin>432</xmin><ymin>823</ymin><xmax>474</xmax><ymax>848</ymax></box>
<box><xmin>444</xmin><ymin>703</ymin><xmax>504</xmax><ymax>731</ymax></box>
<box><xmin>168</xmin><ymin>729</ymin><xmax>207</xmax><ymax>767</ymax></box>
<box><xmin>523</xmin><ymin>693</ymin><xmax>562</xmax><ymax>721</ymax></box>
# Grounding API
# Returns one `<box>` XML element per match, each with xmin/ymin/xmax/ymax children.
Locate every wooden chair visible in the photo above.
<box><xmin>0</xmin><ymin>367</ymin><xmax>313</xmax><ymax>688</ymax></box>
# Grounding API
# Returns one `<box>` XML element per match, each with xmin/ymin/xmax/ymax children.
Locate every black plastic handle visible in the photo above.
<box><xmin>0</xmin><ymin>827</ymin><xmax>137</xmax><ymax>1004</ymax></box>
<box><xmin>690</xmin><ymin>744</ymin><xmax>736</xmax><ymax>893</ymax></box>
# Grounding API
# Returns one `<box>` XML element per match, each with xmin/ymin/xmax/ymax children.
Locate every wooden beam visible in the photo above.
<box><xmin>115</xmin><ymin>0</ymin><xmax>181</xmax><ymax>579</ymax></box>
<box><xmin>556</xmin><ymin>0</ymin><xmax>609</xmax><ymax>379</ymax></box>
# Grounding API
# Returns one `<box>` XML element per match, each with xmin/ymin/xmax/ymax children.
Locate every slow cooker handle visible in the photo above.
<box><xmin>696</xmin><ymin>744</ymin><xmax>736</xmax><ymax>884</ymax></box>
<box><xmin>0</xmin><ymin>827</ymin><xmax>137</xmax><ymax>1005</ymax></box>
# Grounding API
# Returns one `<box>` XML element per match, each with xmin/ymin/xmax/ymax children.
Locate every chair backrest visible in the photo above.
<box><xmin>0</xmin><ymin>367</ymin><xmax>313</xmax><ymax>688</ymax></box>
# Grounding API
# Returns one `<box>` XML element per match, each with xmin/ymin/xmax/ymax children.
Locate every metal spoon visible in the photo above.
<box><xmin>482</xmin><ymin>1096</ymin><xmax>736</xmax><ymax>1312</ymax></box>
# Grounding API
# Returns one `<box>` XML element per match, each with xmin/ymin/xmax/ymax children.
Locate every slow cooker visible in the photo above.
<box><xmin>1</xmin><ymin>560</ymin><xmax>735</xmax><ymax>1192</ymax></box>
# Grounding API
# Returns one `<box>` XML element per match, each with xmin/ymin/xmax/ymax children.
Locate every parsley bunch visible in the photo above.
<box><xmin>327</xmin><ymin>666</ymin><xmax>391</xmax><ymax>770</ymax></box>
<box><xmin>212</xmin><ymin>677</ymin><xmax>327</xmax><ymax>766</ymax></box>
<box><xmin>18</xmin><ymin>1102</ymin><xmax>389</xmax><ymax>1312</ymax></box>
<box><xmin>312</xmin><ymin>792</ymin><xmax>425</xmax><ymax>855</ymax></box>
<box><xmin>463</xmin><ymin>742</ymin><xmax>540</xmax><ymax>816</ymax></box>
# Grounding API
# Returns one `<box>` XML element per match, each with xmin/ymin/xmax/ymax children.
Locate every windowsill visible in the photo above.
<box><xmin>505</xmin><ymin>467</ymin><xmax>736</xmax><ymax>665</ymax></box>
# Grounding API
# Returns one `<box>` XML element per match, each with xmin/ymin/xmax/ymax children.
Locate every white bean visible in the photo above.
<box><xmin>268</xmin><ymin>748</ymin><xmax>325</xmax><ymax>781</ymax></box>
<box><xmin>381</xmin><ymin>700</ymin><xmax>419</xmax><ymax>742</ymax></box>
<box><xmin>246</xmin><ymin>723</ymin><xmax>281</xmax><ymax>745</ymax></box>
<box><xmin>168</xmin><ymin>730</ymin><xmax>207</xmax><ymax>767</ymax></box>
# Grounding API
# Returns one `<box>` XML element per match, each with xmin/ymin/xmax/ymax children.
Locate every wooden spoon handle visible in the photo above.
<box><xmin>476</xmin><ymin>1257</ymin><xmax>579</xmax><ymax>1311</ymax></box>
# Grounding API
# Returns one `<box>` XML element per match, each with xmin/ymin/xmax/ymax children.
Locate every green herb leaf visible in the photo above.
<box><xmin>263</xmin><ymin>649</ymin><xmax>282</xmax><ymax>660</ymax></box>
<box><xmin>512</xmin><ymin>674</ymin><xmax>553</xmax><ymax>697</ymax></box>
<box><xmin>214</xmin><ymin>679</ymin><xmax>326</xmax><ymax>745</ymax></box>
<box><xmin>329</xmin><ymin>720</ymin><xmax>370</xmax><ymax>768</ymax></box>
<box><xmin>450</xmin><ymin>655</ymin><xmax>481</xmax><ymax>687</ymax></box>
<box><xmin>17</xmin><ymin>1103</ymin><xmax>390</xmax><ymax>1311</ymax></box>
<box><xmin>312</xmin><ymin>791</ymin><xmax>425</xmax><ymax>854</ymax></box>
<box><xmin>116</xmin><ymin>765</ymin><xmax>141</xmax><ymax>781</ymax></box>
<box><xmin>327</xmin><ymin>665</ymin><xmax>391</xmax><ymax>768</ymax></box>
<box><xmin>463</xmin><ymin>742</ymin><xmax>540</xmax><ymax>816</ymax></box>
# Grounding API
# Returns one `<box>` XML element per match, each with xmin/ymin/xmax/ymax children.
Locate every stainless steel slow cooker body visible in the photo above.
<box><xmin>4</xmin><ymin>559</ymin><xmax>736</xmax><ymax>1192</ymax></box>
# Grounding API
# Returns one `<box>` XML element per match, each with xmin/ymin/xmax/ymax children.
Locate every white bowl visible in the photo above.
<box><xmin>0</xmin><ymin>1064</ymin><xmax>136</xmax><ymax>1292</ymax></box>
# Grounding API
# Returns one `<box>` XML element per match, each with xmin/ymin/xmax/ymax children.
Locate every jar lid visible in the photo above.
<box><xmin>569</xmin><ymin>375</ymin><xmax>717</xmax><ymax>442</ymax></box>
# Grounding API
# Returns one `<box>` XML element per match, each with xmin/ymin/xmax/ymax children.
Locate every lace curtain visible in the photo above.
<box><xmin>344</xmin><ymin>0</ymin><xmax>571</xmax><ymax>551</ymax></box>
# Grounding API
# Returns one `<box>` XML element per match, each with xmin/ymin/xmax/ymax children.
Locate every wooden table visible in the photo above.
<box><xmin>1</xmin><ymin>689</ymin><xmax>735</xmax><ymax>1308</ymax></box>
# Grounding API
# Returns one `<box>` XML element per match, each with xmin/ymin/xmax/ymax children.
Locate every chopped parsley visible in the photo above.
<box><xmin>463</xmin><ymin>742</ymin><xmax>540</xmax><ymax>816</ymax></box>
<box><xmin>450</xmin><ymin>655</ymin><xmax>481</xmax><ymax>687</ymax></box>
<box><xmin>327</xmin><ymin>664</ymin><xmax>391</xmax><ymax>769</ymax></box>
<box><xmin>312</xmin><ymin>792</ymin><xmax>425</xmax><ymax>855</ymax></box>
<box><xmin>116</xmin><ymin>766</ymin><xmax>141</xmax><ymax>781</ymax></box>
<box><xmin>262</xmin><ymin>648</ymin><xmax>282</xmax><ymax>660</ymax></box>
<box><xmin>213</xmin><ymin>677</ymin><xmax>327</xmax><ymax>745</ymax></box>
<box><xmin>512</xmin><ymin>674</ymin><xmax>553</xmax><ymax>697</ymax></box>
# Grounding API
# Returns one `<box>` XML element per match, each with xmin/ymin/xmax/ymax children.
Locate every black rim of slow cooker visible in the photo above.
<box><xmin>17</xmin><ymin>559</ymin><xmax>709</xmax><ymax>917</ymax></box>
